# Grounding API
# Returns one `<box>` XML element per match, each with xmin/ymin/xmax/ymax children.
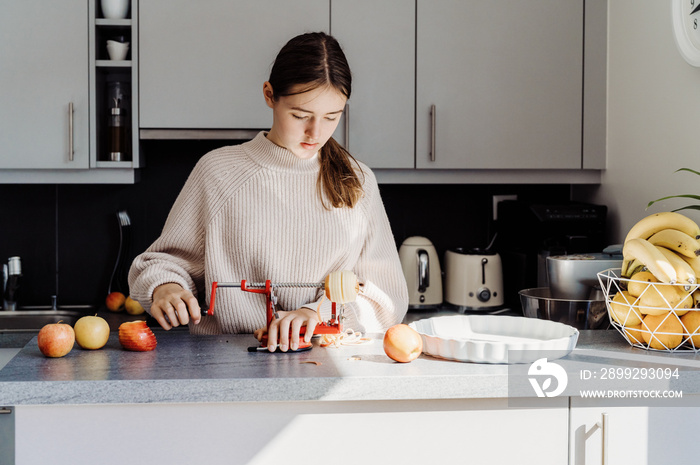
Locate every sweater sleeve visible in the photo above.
<box><xmin>128</xmin><ymin>158</ymin><xmax>209</xmax><ymax>313</ymax></box>
<box><xmin>303</xmin><ymin>168</ymin><xmax>409</xmax><ymax>333</ymax></box>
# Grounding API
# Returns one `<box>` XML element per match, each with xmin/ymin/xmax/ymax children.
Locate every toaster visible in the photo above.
<box><xmin>399</xmin><ymin>236</ymin><xmax>443</xmax><ymax>309</ymax></box>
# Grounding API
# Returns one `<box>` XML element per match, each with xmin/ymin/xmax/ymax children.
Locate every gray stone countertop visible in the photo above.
<box><xmin>0</xmin><ymin>331</ymin><xmax>36</xmax><ymax>349</ymax></box>
<box><xmin>2</xmin><ymin>326</ymin><xmax>700</xmax><ymax>406</ymax></box>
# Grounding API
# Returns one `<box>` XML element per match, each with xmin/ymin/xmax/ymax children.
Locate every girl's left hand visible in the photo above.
<box><xmin>257</xmin><ymin>308</ymin><xmax>320</xmax><ymax>352</ymax></box>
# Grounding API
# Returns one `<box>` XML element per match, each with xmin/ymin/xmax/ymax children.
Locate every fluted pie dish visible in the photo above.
<box><xmin>410</xmin><ymin>315</ymin><xmax>578</xmax><ymax>364</ymax></box>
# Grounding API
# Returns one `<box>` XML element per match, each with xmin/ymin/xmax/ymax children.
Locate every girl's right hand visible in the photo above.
<box><xmin>151</xmin><ymin>283</ymin><xmax>201</xmax><ymax>330</ymax></box>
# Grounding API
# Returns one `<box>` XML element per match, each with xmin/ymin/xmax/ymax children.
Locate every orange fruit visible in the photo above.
<box><xmin>680</xmin><ymin>311</ymin><xmax>700</xmax><ymax>348</ymax></box>
<box><xmin>641</xmin><ymin>313</ymin><xmax>684</xmax><ymax>350</ymax></box>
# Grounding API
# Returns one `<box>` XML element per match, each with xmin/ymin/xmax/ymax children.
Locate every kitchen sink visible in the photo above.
<box><xmin>0</xmin><ymin>306</ymin><xmax>94</xmax><ymax>331</ymax></box>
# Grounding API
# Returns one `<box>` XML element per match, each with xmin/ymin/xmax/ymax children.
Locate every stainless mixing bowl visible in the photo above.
<box><xmin>519</xmin><ymin>287</ymin><xmax>608</xmax><ymax>330</ymax></box>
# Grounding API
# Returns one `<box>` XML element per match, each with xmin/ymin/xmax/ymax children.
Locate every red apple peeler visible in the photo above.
<box><xmin>208</xmin><ymin>279</ymin><xmax>346</xmax><ymax>352</ymax></box>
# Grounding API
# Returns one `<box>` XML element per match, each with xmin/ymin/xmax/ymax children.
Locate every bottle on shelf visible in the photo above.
<box><xmin>106</xmin><ymin>81</ymin><xmax>131</xmax><ymax>161</ymax></box>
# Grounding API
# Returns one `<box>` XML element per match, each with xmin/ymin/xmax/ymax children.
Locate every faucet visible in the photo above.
<box><xmin>3</xmin><ymin>256</ymin><xmax>21</xmax><ymax>311</ymax></box>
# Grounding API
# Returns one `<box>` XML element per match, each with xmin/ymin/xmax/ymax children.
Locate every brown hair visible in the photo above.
<box><xmin>268</xmin><ymin>32</ymin><xmax>364</xmax><ymax>209</ymax></box>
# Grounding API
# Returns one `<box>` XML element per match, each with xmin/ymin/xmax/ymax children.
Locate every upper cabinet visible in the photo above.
<box><xmin>0</xmin><ymin>0</ymin><xmax>90</xmax><ymax>170</ymax></box>
<box><xmin>331</xmin><ymin>0</ymin><xmax>415</xmax><ymax>169</ymax></box>
<box><xmin>0</xmin><ymin>1</ymin><xmax>606</xmax><ymax>183</ymax></box>
<box><xmin>140</xmin><ymin>0</ymin><xmax>607</xmax><ymax>176</ymax></box>
<box><xmin>139</xmin><ymin>0</ymin><xmax>329</xmax><ymax>130</ymax></box>
<box><xmin>415</xmin><ymin>0</ymin><xmax>585</xmax><ymax>170</ymax></box>
<box><xmin>139</xmin><ymin>0</ymin><xmax>415</xmax><ymax>169</ymax></box>
<box><xmin>0</xmin><ymin>0</ymin><xmax>140</xmax><ymax>183</ymax></box>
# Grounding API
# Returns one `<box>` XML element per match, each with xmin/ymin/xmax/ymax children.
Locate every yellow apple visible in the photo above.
<box><xmin>74</xmin><ymin>315</ymin><xmax>110</xmax><ymax>350</ymax></box>
<box><xmin>124</xmin><ymin>296</ymin><xmax>145</xmax><ymax>315</ymax></box>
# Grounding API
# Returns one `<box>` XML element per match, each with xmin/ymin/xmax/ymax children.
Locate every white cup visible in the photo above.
<box><xmin>106</xmin><ymin>40</ymin><xmax>130</xmax><ymax>61</ymax></box>
<box><xmin>101</xmin><ymin>0</ymin><xmax>130</xmax><ymax>19</ymax></box>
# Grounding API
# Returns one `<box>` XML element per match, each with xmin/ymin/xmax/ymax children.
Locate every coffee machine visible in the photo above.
<box><xmin>494</xmin><ymin>201</ymin><xmax>608</xmax><ymax>310</ymax></box>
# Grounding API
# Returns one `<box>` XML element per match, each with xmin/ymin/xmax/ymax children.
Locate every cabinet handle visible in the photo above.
<box><xmin>599</xmin><ymin>412</ymin><xmax>609</xmax><ymax>465</ymax></box>
<box><xmin>344</xmin><ymin>103</ymin><xmax>350</xmax><ymax>150</ymax></box>
<box><xmin>0</xmin><ymin>407</ymin><xmax>12</xmax><ymax>414</ymax></box>
<box><xmin>68</xmin><ymin>102</ymin><xmax>74</xmax><ymax>162</ymax></box>
<box><xmin>430</xmin><ymin>104</ymin><xmax>436</xmax><ymax>162</ymax></box>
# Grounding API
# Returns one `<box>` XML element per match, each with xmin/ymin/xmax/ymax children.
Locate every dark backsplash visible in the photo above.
<box><xmin>0</xmin><ymin>140</ymin><xmax>571</xmax><ymax>307</ymax></box>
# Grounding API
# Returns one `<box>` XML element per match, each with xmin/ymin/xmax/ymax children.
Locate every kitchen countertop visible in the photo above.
<box><xmin>2</xmin><ymin>323</ymin><xmax>700</xmax><ymax>406</ymax></box>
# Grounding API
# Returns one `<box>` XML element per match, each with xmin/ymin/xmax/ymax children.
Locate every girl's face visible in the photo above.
<box><xmin>263</xmin><ymin>82</ymin><xmax>347</xmax><ymax>159</ymax></box>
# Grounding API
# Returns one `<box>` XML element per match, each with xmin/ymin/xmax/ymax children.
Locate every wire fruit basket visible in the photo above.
<box><xmin>597</xmin><ymin>268</ymin><xmax>700</xmax><ymax>352</ymax></box>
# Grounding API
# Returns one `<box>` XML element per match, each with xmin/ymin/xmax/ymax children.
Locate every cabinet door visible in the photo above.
<box><xmin>331</xmin><ymin>0</ymin><xmax>415</xmax><ymax>169</ymax></box>
<box><xmin>570</xmin><ymin>397</ymin><xmax>700</xmax><ymax>464</ymax></box>
<box><xmin>416</xmin><ymin>0</ymin><xmax>583</xmax><ymax>169</ymax></box>
<box><xmin>16</xmin><ymin>398</ymin><xmax>570</xmax><ymax>465</ymax></box>
<box><xmin>0</xmin><ymin>0</ymin><xmax>89</xmax><ymax>169</ymax></box>
<box><xmin>139</xmin><ymin>0</ymin><xmax>329</xmax><ymax>130</ymax></box>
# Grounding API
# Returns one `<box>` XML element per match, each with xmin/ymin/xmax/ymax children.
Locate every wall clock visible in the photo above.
<box><xmin>672</xmin><ymin>0</ymin><xmax>700</xmax><ymax>66</ymax></box>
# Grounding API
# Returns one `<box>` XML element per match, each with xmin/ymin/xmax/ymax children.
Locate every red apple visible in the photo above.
<box><xmin>106</xmin><ymin>291</ymin><xmax>126</xmax><ymax>312</ymax></box>
<box><xmin>74</xmin><ymin>315</ymin><xmax>110</xmax><ymax>350</ymax></box>
<box><xmin>119</xmin><ymin>321</ymin><xmax>157</xmax><ymax>351</ymax></box>
<box><xmin>37</xmin><ymin>322</ymin><xmax>75</xmax><ymax>358</ymax></box>
<box><xmin>124</xmin><ymin>296</ymin><xmax>146</xmax><ymax>315</ymax></box>
<box><xmin>383</xmin><ymin>324</ymin><xmax>423</xmax><ymax>363</ymax></box>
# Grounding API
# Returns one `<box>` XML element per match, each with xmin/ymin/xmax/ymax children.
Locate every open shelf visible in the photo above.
<box><xmin>96</xmin><ymin>60</ymin><xmax>132</xmax><ymax>67</ymax></box>
<box><xmin>96</xmin><ymin>18</ymin><xmax>132</xmax><ymax>26</ymax></box>
<box><xmin>95</xmin><ymin>161</ymin><xmax>134</xmax><ymax>169</ymax></box>
<box><xmin>90</xmin><ymin>0</ymin><xmax>139</xmax><ymax>171</ymax></box>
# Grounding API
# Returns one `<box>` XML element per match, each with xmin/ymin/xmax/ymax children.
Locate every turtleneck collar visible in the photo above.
<box><xmin>243</xmin><ymin>131</ymin><xmax>320</xmax><ymax>174</ymax></box>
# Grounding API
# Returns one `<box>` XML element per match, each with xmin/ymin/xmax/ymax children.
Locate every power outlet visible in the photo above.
<box><xmin>492</xmin><ymin>195</ymin><xmax>518</xmax><ymax>221</ymax></box>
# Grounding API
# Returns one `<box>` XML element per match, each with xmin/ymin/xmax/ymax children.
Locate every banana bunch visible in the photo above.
<box><xmin>621</xmin><ymin>211</ymin><xmax>700</xmax><ymax>285</ymax></box>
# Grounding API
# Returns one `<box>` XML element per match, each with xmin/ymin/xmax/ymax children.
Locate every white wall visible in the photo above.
<box><xmin>576</xmin><ymin>0</ymin><xmax>700</xmax><ymax>243</ymax></box>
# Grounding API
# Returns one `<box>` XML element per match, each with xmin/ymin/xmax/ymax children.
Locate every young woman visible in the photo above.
<box><xmin>128</xmin><ymin>32</ymin><xmax>408</xmax><ymax>351</ymax></box>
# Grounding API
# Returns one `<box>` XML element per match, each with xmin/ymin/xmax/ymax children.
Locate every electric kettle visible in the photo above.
<box><xmin>444</xmin><ymin>248</ymin><xmax>504</xmax><ymax>310</ymax></box>
<box><xmin>398</xmin><ymin>236</ymin><xmax>443</xmax><ymax>309</ymax></box>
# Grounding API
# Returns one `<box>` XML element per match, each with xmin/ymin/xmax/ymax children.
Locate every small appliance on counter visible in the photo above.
<box><xmin>495</xmin><ymin>200</ymin><xmax>608</xmax><ymax>309</ymax></box>
<box><xmin>444</xmin><ymin>248</ymin><xmax>504</xmax><ymax>311</ymax></box>
<box><xmin>546</xmin><ymin>252</ymin><xmax>623</xmax><ymax>300</ymax></box>
<box><xmin>399</xmin><ymin>236</ymin><xmax>442</xmax><ymax>309</ymax></box>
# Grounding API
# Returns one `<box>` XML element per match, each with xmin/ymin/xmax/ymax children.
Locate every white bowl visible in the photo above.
<box><xmin>101</xmin><ymin>0</ymin><xmax>130</xmax><ymax>19</ymax></box>
<box><xmin>106</xmin><ymin>40</ymin><xmax>130</xmax><ymax>61</ymax></box>
<box><xmin>410</xmin><ymin>315</ymin><xmax>579</xmax><ymax>364</ymax></box>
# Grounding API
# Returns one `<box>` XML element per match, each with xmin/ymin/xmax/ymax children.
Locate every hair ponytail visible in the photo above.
<box><xmin>269</xmin><ymin>32</ymin><xmax>364</xmax><ymax>209</ymax></box>
<box><xmin>318</xmin><ymin>137</ymin><xmax>364</xmax><ymax>209</ymax></box>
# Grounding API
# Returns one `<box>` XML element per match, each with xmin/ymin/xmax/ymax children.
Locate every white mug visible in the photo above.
<box><xmin>106</xmin><ymin>40</ymin><xmax>130</xmax><ymax>61</ymax></box>
<box><xmin>101</xmin><ymin>0</ymin><xmax>130</xmax><ymax>19</ymax></box>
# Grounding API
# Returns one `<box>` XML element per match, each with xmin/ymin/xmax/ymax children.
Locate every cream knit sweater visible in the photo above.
<box><xmin>129</xmin><ymin>132</ymin><xmax>409</xmax><ymax>335</ymax></box>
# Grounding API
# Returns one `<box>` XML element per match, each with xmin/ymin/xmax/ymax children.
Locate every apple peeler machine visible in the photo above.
<box><xmin>207</xmin><ymin>277</ymin><xmax>353</xmax><ymax>351</ymax></box>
